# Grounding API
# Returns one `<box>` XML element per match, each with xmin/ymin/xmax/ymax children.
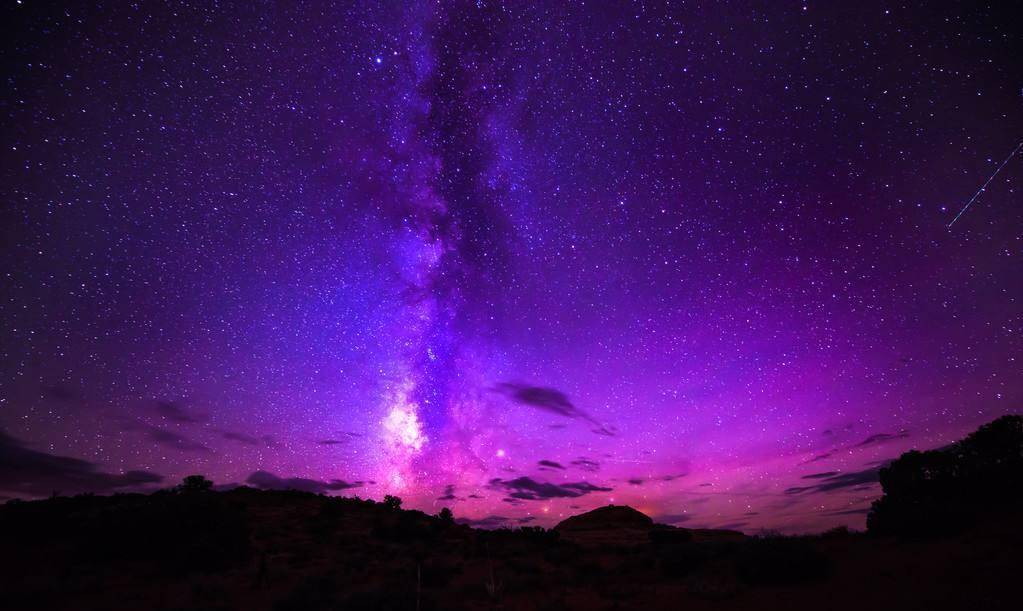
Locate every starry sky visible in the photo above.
<box><xmin>1</xmin><ymin>1</ymin><xmax>1021</xmax><ymax>533</ymax></box>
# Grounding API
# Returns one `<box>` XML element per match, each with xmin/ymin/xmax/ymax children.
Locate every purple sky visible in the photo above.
<box><xmin>1</xmin><ymin>1</ymin><xmax>1021</xmax><ymax>533</ymax></box>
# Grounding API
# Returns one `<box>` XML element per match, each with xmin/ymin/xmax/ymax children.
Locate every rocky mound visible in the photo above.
<box><xmin>554</xmin><ymin>505</ymin><xmax>655</xmax><ymax>545</ymax></box>
<box><xmin>554</xmin><ymin>505</ymin><xmax>747</xmax><ymax>545</ymax></box>
<box><xmin>555</xmin><ymin>504</ymin><xmax>654</xmax><ymax>532</ymax></box>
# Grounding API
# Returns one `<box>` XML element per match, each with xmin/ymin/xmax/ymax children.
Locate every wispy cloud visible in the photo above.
<box><xmin>856</xmin><ymin>431</ymin><xmax>910</xmax><ymax>447</ymax></box>
<box><xmin>0</xmin><ymin>430</ymin><xmax>163</xmax><ymax>497</ymax></box>
<box><xmin>488</xmin><ymin>476</ymin><xmax>612</xmax><ymax>501</ymax></box>
<box><xmin>245</xmin><ymin>470</ymin><xmax>362</xmax><ymax>494</ymax></box>
<box><xmin>570</xmin><ymin>458</ymin><xmax>600</xmax><ymax>472</ymax></box>
<box><xmin>495</xmin><ymin>383</ymin><xmax>616</xmax><ymax>436</ymax></box>
<box><xmin>155</xmin><ymin>401</ymin><xmax>205</xmax><ymax>424</ymax></box>
<box><xmin>220</xmin><ymin>430</ymin><xmax>276</xmax><ymax>447</ymax></box>
<box><xmin>785</xmin><ymin>468</ymin><xmax>880</xmax><ymax>495</ymax></box>
<box><xmin>128</xmin><ymin>421</ymin><xmax>210</xmax><ymax>452</ymax></box>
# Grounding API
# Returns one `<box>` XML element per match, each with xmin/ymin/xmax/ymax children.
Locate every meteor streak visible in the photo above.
<box><xmin>947</xmin><ymin>139</ymin><xmax>1022</xmax><ymax>229</ymax></box>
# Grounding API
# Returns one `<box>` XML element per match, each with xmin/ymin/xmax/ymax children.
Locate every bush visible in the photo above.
<box><xmin>179</xmin><ymin>475</ymin><xmax>214</xmax><ymax>493</ymax></box>
<box><xmin>382</xmin><ymin>495</ymin><xmax>402</xmax><ymax>510</ymax></box>
<box><xmin>658</xmin><ymin>543</ymin><xmax>712</xmax><ymax>578</ymax></box>
<box><xmin>274</xmin><ymin>574</ymin><xmax>339</xmax><ymax>611</ymax></box>
<box><xmin>821</xmin><ymin>525</ymin><xmax>852</xmax><ymax>539</ymax></box>
<box><xmin>734</xmin><ymin>536</ymin><xmax>829</xmax><ymax>585</ymax></box>
<box><xmin>649</xmin><ymin>526</ymin><xmax>693</xmax><ymax>544</ymax></box>
<box><xmin>0</xmin><ymin>490</ymin><xmax>251</xmax><ymax>575</ymax></box>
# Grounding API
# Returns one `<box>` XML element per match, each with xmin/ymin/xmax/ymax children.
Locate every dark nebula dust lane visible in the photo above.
<box><xmin>1</xmin><ymin>1</ymin><xmax>1021</xmax><ymax>533</ymax></box>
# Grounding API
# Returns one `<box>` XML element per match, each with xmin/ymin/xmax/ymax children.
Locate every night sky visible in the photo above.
<box><xmin>2</xmin><ymin>1</ymin><xmax>1021</xmax><ymax>533</ymax></box>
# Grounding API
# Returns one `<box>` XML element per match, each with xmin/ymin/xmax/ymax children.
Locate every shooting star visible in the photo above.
<box><xmin>947</xmin><ymin>140</ymin><xmax>1022</xmax><ymax>229</ymax></box>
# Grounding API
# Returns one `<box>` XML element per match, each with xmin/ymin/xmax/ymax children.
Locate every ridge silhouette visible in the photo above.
<box><xmin>0</xmin><ymin>415</ymin><xmax>1019</xmax><ymax>610</ymax></box>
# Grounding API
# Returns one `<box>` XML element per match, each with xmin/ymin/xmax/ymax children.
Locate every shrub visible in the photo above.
<box><xmin>383</xmin><ymin>495</ymin><xmax>402</xmax><ymax>510</ymax></box>
<box><xmin>821</xmin><ymin>525</ymin><xmax>852</xmax><ymax>539</ymax></box>
<box><xmin>658</xmin><ymin>543</ymin><xmax>711</xmax><ymax>578</ymax></box>
<box><xmin>649</xmin><ymin>526</ymin><xmax>693</xmax><ymax>544</ymax></box>
<box><xmin>179</xmin><ymin>475</ymin><xmax>214</xmax><ymax>493</ymax></box>
<box><xmin>274</xmin><ymin>574</ymin><xmax>339</xmax><ymax>611</ymax></box>
<box><xmin>734</xmin><ymin>536</ymin><xmax>829</xmax><ymax>585</ymax></box>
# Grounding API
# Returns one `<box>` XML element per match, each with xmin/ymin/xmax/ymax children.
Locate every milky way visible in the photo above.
<box><xmin>1</xmin><ymin>1</ymin><xmax>1021</xmax><ymax>533</ymax></box>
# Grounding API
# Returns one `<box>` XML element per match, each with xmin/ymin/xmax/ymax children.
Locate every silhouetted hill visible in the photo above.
<box><xmin>554</xmin><ymin>504</ymin><xmax>654</xmax><ymax>545</ymax></box>
<box><xmin>0</xmin><ymin>416</ymin><xmax>1019</xmax><ymax>610</ymax></box>
<box><xmin>554</xmin><ymin>504</ymin><xmax>746</xmax><ymax>546</ymax></box>
<box><xmin>557</xmin><ymin>504</ymin><xmax>655</xmax><ymax>531</ymax></box>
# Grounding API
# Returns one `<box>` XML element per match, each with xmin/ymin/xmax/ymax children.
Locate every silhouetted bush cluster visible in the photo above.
<box><xmin>734</xmin><ymin>536</ymin><xmax>830</xmax><ymax>585</ymax></box>
<box><xmin>0</xmin><ymin>476</ymin><xmax>250</xmax><ymax>575</ymax></box>
<box><xmin>382</xmin><ymin>494</ymin><xmax>402</xmax><ymax>510</ymax></box>
<box><xmin>657</xmin><ymin>542</ymin><xmax>715</xmax><ymax>577</ymax></box>
<box><xmin>867</xmin><ymin>415</ymin><xmax>1023</xmax><ymax>537</ymax></box>
<box><xmin>649</xmin><ymin>525</ymin><xmax>693</xmax><ymax>544</ymax></box>
<box><xmin>372</xmin><ymin>508</ymin><xmax>441</xmax><ymax>543</ymax></box>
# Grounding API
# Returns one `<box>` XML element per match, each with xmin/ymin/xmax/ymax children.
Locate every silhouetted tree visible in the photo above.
<box><xmin>180</xmin><ymin>474</ymin><xmax>213</xmax><ymax>493</ymax></box>
<box><xmin>867</xmin><ymin>414</ymin><xmax>1023</xmax><ymax>537</ymax></box>
<box><xmin>382</xmin><ymin>494</ymin><xmax>402</xmax><ymax>510</ymax></box>
<box><xmin>438</xmin><ymin>507</ymin><xmax>454</xmax><ymax>524</ymax></box>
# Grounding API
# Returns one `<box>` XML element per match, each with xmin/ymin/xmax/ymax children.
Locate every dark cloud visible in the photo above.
<box><xmin>318</xmin><ymin>432</ymin><xmax>362</xmax><ymax>445</ymax></box>
<box><xmin>0</xmin><ymin>430</ymin><xmax>163</xmax><ymax>497</ymax></box>
<box><xmin>659</xmin><ymin>473</ymin><xmax>688</xmax><ymax>482</ymax></box>
<box><xmin>130</xmin><ymin>422</ymin><xmax>210</xmax><ymax>452</ymax></box>
<box><xmin>220</xmin><ymin>430</ymin><xmax>275</xmax><ymax>447</ymax></box>
<box><xmin>495</xmin><ymin>383</ymin><xmax>615</xmax><ymax>436</ymax></box>
<box><xmin>570</xmin><ymin>458</ymin><xmax>600</xmax><ymax>472</ymax></box>
<box><xmin>827</xmin><ymin>507</ymin><xmax>870</xmax><ymax>516</ymax></box>
<box><xmin>856</xmin><ymin>431</ymin><xmax>910</xmax><ymax>447</ymax></box>
<box><xmin>155</xmin><ymin>401</ymin><xmax>204</xmax><ymax>424</ymax></box>
<box><xmin>698</xmin><ymin>482</ymin><xmax>713</xmax><ymax>487</ymax></box>
<box><xmin>468</xmin><ymin>493</ymin><xmax>483</xmax><ymax>499</ymax></box>
<box><xmin>245</xmin><ymin>470</ymin><xmax>361</xmax><ymax>494</ymax></box>
<box><xmin>801</xmin><ymin>471</ymin><xmax>841</xmax><ymax>480</ymax></box>
<box><xmin>822</xmin><ymin>423</ymin><xmax>856</xmax><ymax>437</ymax></box>
<box><xmin>42</xmin><ymin>385</ymin><xmax>83</xmax><ymax>404</ymax></box>
<box><xmin>495</xmin><ymin>383</ymin><xmax>579</xmax><ymax>418</ymax></box>
<box><xmin>784</xmin><ymin>468</ymin><xmax>880</xmax><ymax>495</ymax></box>
<box><xmin>488</xmin><ymin>476</ymin><xmax>612</xmax><ymax>501</ymax></box>
<box><xmin>456</xmin><ymin>515</ymin><xmax>512</xmax><ymax>528</ymax></box>
<box><xmin>800</xmin><ymin>430</ymin><xmax>908</xmax><ymax>466</ymax></box>
<box><xmin>437</xmin><ymin>484</ymin><xmax>457</xmax><ymax>501</ymax></box>
<box><xmin>715</xmin><ymin>521</ymin><xmax>749</xmax><ymax>530</ymax></box>
<box><xmin>455</xmin><ymin>515</ymin><xmax>537</xmax><ymax>529</ymax></box>
<box><xmin>627</xmin><ymin>478</ymin><xmax>644</xmax><ymax>485</ymax></box>
<box><xmin>538</xmin><ymin>460</ymin><xmax>565</xmax><ymax>470</ymax></box>
<box><xmin>803</xmin><ymin>452</ymin><xmax>834</xmax><ymax>464</ymax></box>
